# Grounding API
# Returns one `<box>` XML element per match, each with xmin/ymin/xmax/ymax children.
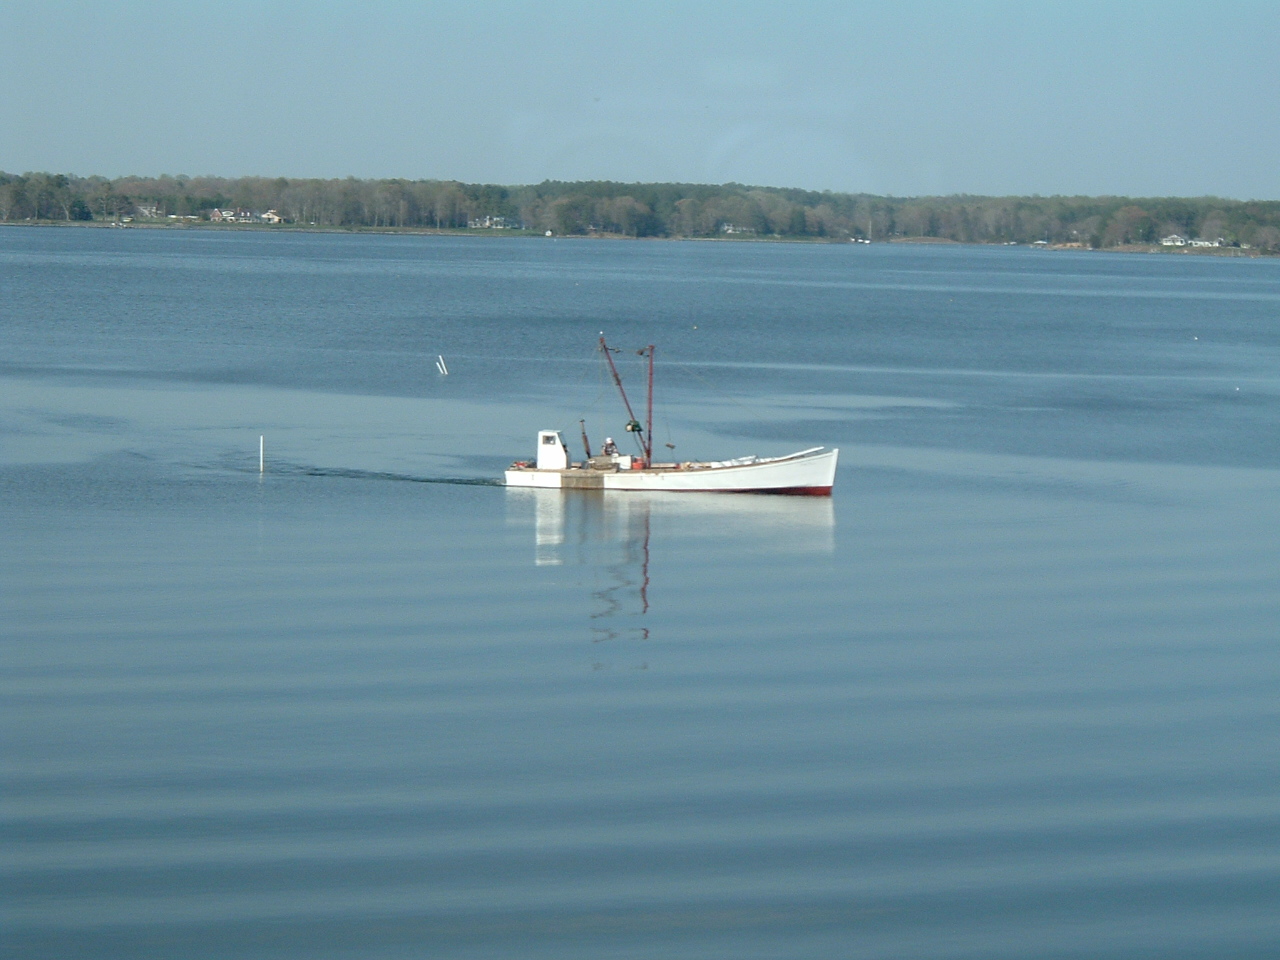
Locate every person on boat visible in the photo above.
<box><xmin>602</xmin><ymin>437</ymin><xmax>619</xmax><ymax>456</ymax></box>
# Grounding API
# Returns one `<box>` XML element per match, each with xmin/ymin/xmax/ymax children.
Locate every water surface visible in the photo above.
<box><xmin>3</xmin><ymin>228</ymin><xmax>1279</xmax><ymax>958</ymax></box>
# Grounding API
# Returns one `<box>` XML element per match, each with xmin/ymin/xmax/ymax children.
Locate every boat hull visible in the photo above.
<box><xmin>505</xmin><ymin>447</ymin><xmax>838</xmax><ymax>495</ymax></box>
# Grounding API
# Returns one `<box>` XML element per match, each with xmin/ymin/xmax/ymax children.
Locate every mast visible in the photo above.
<box><xmin>645</xmin><ymin>344</ymin><xmax>654</xmax><ymax>464</ymax></box>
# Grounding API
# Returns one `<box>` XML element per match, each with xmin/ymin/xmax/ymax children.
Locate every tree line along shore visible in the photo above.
<box><xmin>3</xmin><ymin>171</ymin><xmax>1278</xmax><ymax>253</ymax></box>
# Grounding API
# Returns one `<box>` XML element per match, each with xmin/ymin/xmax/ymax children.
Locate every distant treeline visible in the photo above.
<box><xmin>3</xmin><ymin>170</ymin><xmax>1279</xmax><ymax>251</ymax></box>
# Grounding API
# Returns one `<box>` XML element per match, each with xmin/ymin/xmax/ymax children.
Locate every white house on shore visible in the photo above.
<box><xmin>209</xmin><ymin>208</ymin><xmax>284</xmax><ymax>224</ymax></box>
<box><xmin>1162</xmin><ymin>234</ymin><xmax>1224</xmax><ymax>248</ymax></box>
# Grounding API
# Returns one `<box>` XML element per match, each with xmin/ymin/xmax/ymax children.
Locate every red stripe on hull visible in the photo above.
<box><xmin>723</xmin><ymin>485</ymin><xmax>833</xmax><ymax>497</ymax></box>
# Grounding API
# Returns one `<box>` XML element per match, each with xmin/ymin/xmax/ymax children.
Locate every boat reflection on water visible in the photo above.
<box><xmin>506</xmin><ymin>489</ymin><xmax>835</xmax><ymax>648</ymax></box>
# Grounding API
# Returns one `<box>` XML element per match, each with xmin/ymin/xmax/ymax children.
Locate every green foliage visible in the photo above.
<box><xmin>1</xmin><ymin>171</ymin><xmax>1278</xmax><ymax>251</ymax></box>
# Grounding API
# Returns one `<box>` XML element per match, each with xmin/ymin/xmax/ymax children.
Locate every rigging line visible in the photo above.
<box><xmin>562</xmin><ymin>347</ymin><xmax>609</xmax><ymax>414</ymax></box>
<box><xmin>570</xmin><ymin>351</ymin><xmax>612</xmax><ymax>421</ymax></box>
<box><xmin>669</xmin><ymin>360</ymin><xmax>758</xmax><ymax>412</ymax></box>
<box><xmin>570</xmin><ymin>349</ymin><xmax>622</xmax><ymax>448</ymax></box>
<box><xmin>596</xmin><ymin>346</ymin><xmax>610</xmax><ymax>403</ymax></box>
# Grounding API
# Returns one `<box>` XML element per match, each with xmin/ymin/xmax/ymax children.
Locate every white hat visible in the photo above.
<box><xmin>605</xmin><ymin>437</ymin><xmax>613</xmax><ymax>442</ymax></box>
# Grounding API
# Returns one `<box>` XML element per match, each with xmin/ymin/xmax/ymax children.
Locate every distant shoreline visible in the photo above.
<box><xmin>5</xmin><ymin>173</ymin><xmax>1278</xmax><ymax>252</ymax></box>
<box><xmin>4</xmin><ymin>219</ymin><xmax>1270</xmax><ymax>257</ymax></box>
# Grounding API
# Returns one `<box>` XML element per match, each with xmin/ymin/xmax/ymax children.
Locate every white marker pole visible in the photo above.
<box><xmin>259</xmin><ymin>435</ymin><xmax>264</xmax><ymax>474</ymax></box>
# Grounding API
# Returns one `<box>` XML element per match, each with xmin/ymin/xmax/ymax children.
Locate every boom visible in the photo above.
<box><xmin>599</xmin><ymin>335</ymin><xmax>654</xmax><ymax>462</ymax></box>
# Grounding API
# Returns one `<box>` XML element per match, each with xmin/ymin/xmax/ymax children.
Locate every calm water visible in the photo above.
<box><xmin>3</xmin><ymin>228</ymin><xmax>1280</xmax><ymax>959</ymax></box>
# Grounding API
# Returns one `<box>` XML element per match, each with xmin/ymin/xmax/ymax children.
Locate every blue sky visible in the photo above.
<box><xmin>3</xmin><ymin>1</ymin><xmax>1277</xmax><ymax>197</ymax></box>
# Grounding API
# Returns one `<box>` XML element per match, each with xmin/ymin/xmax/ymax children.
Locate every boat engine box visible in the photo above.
<box><xmin>586</xmin><ymin>454</ymin><xmax>633</xmax><ymax>471</ymax></box>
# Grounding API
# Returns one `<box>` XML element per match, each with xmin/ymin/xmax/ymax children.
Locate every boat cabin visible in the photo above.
<box><xmin>536</xmin><ymin>430</ymin><xmax>569</xmax><ymax>470</ymax></box>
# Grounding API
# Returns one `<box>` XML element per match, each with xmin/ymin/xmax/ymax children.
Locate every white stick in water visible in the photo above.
<box><xmin>260</xmin><ymin>435</ymin><xmax>264</xmax><ymax>473</ymax></box>
<box><xmin>437</xmin><ymin>355</ymin><xmax>449</xmax><ymax>376</ymax></box>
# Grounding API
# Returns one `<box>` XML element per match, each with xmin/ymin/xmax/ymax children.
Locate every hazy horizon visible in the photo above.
<box><xmin>4</xmin><ymin>1</ymin><xmax>1279</xmax><ymax>200</ymax></box>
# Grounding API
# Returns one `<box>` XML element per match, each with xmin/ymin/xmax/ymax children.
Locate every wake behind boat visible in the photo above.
<box><xmin>504</xmin><ymin>337</ymin><xmax>838</xmax><ymax>495</ymax></box>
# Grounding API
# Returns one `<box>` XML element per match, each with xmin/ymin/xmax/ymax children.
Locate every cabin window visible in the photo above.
<box><xmin>542</xmin><ymin>435</ymin><xmax>557</xmax><ymax>445</ymax></box>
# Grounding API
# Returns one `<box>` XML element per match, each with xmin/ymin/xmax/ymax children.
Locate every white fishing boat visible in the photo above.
<box><xmin>505</xmin><ymin>337</ymin><xmax>838</xmax><ymax>495</ymax></box>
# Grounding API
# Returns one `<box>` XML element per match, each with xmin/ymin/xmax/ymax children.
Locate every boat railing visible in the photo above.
<box><xmin>689</xmin><ymin>447</ymin><xmax>827</xmax><ymax>470</ymax></box>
